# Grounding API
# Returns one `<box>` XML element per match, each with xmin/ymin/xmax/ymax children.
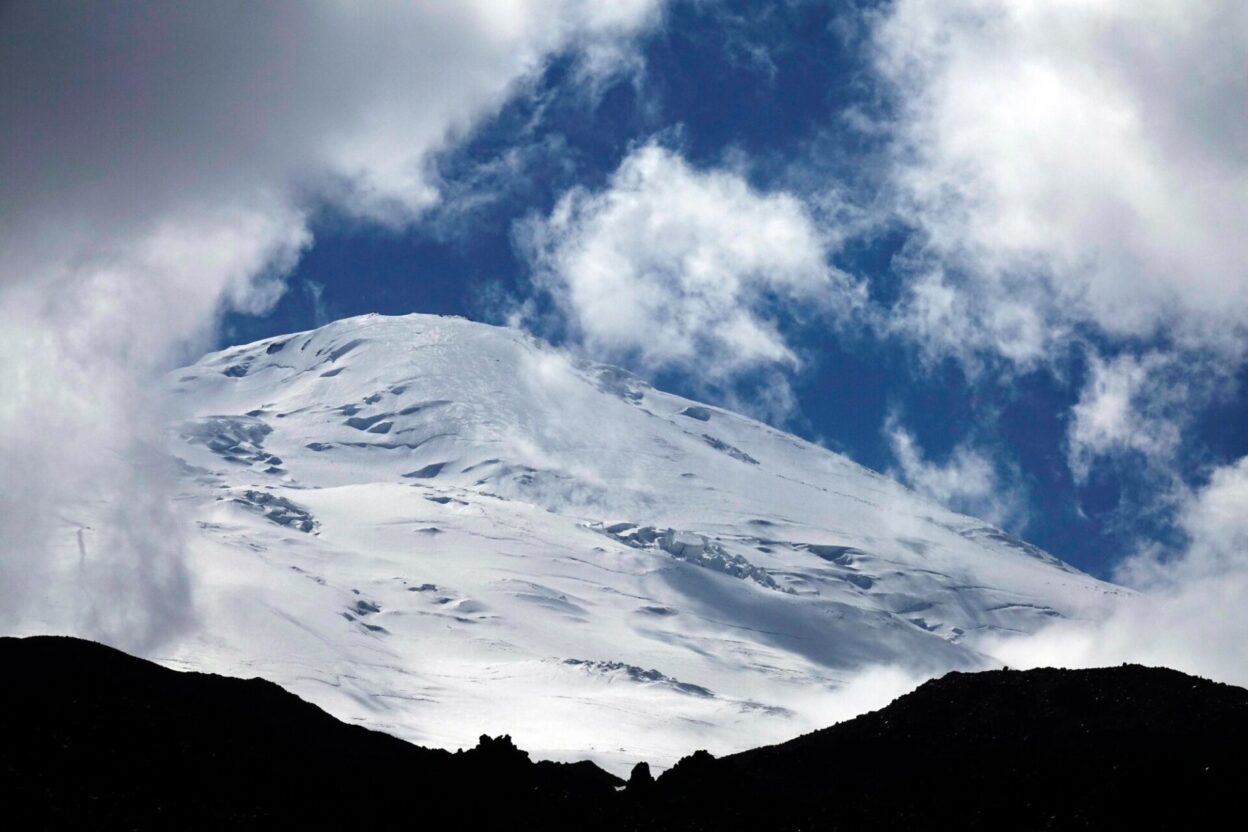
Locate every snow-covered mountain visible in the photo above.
<box><xmin>154</xmin><ymin>313</ymin><xmax>1121</xmax><ymax>771</ymax></box>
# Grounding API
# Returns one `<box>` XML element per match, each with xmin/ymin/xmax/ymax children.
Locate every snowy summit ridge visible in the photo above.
<box><xmin>160</xmin><ymin>313</ymin><xmax>1121</xmax><ymax>770</ymax></box>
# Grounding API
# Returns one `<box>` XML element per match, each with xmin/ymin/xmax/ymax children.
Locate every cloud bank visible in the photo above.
<box><xmin>0</xmin><ymin>0</ymin><xmax>661</xmax><ymax>649</ymax></box>
<box><xmin>868</xmin><ymin>0</ymin><xmax>1248</xmax><ymax>684</ymax></box>
<box><xmin>875</xmin><ymin>0</ymin><xmax>1248</xmax><ymax>362</ymax></box>
<box><xmin>867</xmin><ymin>0</ymin><xmax>1248</xmax><ymax>513</ymax></box>
<box><xmin>868</xmin><ymin>0</ymin><xmax>1244</xmax><ymax>523</ymax></box>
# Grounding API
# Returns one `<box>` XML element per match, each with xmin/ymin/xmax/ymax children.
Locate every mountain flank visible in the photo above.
<box><xmin>146</xmin><ymin>313</ymin><xmax>1125</xmax><ymax>762</ymax></box>
<box><xmin>3</xmin><ymin>635</ymin><xmax>1244</xmax><ymax>829</ymax></box>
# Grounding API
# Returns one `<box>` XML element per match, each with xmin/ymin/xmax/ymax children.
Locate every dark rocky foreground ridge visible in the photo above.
<box><xmin>3</xmin><ymin>636</ymin><xmax>1244</xmax><ymax>830</ymax></box>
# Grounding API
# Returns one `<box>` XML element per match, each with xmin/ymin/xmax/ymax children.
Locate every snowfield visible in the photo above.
<box><xmin>77</xmin><ymin>314</ymin><xmax>1126</xmax><ymax>772</ymax></box>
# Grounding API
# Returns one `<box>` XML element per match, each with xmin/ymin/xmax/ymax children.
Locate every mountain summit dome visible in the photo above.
<box><xmin>153</xmin><ymin>313</ymin><xmax>1122</xmax><ymax>770</ymax></box>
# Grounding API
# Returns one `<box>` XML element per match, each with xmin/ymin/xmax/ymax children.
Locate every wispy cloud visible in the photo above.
<box><xmin>885</xmin><ymin>414</ymin><xmax>1029</xmax><ymax>532</ymax></box>
<box><xmin>1067</xmin><ymin>352</ymin><xmax>1185</xmax><ymax>482</ymax></box>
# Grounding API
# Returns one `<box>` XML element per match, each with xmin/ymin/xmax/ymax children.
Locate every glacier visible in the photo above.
<box><xmin>65</xmin><ymin>313</ymin><xmax>1123</xmax><ymax>772</ymax></box>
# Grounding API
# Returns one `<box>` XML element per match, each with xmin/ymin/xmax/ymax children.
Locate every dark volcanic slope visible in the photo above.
<box><xmin>647</xmin><ymin>664</ymin><xmax>1248</xmax><ymax>830</ymax></box>
<box><xmin>3</xmin><ymin>636</ymin><xmax>1246</xmax><ymax>830</ymax></box>
<box><xmin>0</xmin><ymin>636</ymin><xmax>618</xmax><ymax>829</ymax></box>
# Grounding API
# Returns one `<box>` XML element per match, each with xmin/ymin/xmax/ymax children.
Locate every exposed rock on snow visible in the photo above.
<box><xmin>562</xmin><ymin>659</ymin><xmax>714</xmax><ymax>698</ymax></box>
<box><xmin>700</xmin><ymin>434</ymin><xmax>759</xmax><ymax>464</ymax></box>
<box><xmin>678</xmin><ymin>406</ymin><xmax>711</xmax><ymax>421</ymax></box>
<box><xmin>233</xmin><ymin>489</ymin><xmax>316</xmax><ymax>533</ymax></box>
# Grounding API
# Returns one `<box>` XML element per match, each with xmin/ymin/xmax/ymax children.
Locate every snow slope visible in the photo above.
<box><xmin>146</xmin><ymin>314</ymin><xmax>1122</xmax><ymax>771</ymax></box>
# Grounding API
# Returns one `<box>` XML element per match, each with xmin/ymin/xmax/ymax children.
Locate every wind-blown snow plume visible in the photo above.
<box><xmin>0</xmin><ymin>0</ymin><xmax>661</xmax><ymax>648</ymax></box>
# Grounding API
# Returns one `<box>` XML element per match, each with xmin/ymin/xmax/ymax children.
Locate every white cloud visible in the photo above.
<box><xmin>885</xmin><ymin>416</ymin><xmax>1027</xmax><ymax>531</ymax></box>
<box><xmin>522</xmin><ymin>143</ymin><xmax>863</xmax><ymax>395</ymax></box>
<box><xmin>863</xmin><ymin>0</ymin><xmax>1248</xmax><ymax>691</ymax></box>
<box><xmin>1067</xmin><ymin>352</ymin><xmax>1187</xmax><ymax>480</ymax></box>
<box><xmin>1121</xmin><ymin>455</ymin><xmax>1248</xmax><ymax>588</ymax></box>
<box><xmin>981</xmin><ymin>455</ymin><xmax>1248</xmax><ymax>687</ymax></box>
<box><xmin>1065</xmin><ymin>347</ymin><xmax>1238</xmax><ymax>487</ymax></box>
<box><xmin>873</xmin><ymin>0</ymin><xmax>1248</xmax><ymax>361</ymax></box>
<box><xmin>0</xmin><ymin>0</ymin><xmax>661</xmax><ymax>649</ymax></box>
<box><xmin>886</xmin><ymin>268</ymin><xmax>1060</xmax><ymax>371</ymax></box>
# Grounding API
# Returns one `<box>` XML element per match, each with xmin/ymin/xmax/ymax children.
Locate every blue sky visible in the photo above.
<box><xmin>215</xmin><ymin>0</ymin><xmax>1247</xmax><ymax>580</ymax></box>
<box><xmin>3</xmin><ymin>0</ymin><xmax>1245</xmax><ymax>648</ymax></box>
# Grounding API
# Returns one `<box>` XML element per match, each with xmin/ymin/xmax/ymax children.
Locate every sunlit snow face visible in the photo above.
<box><xmin>140</xmin><ymin>314</ymin><xmax>1122</xmax><ymax>771</ymax></box>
